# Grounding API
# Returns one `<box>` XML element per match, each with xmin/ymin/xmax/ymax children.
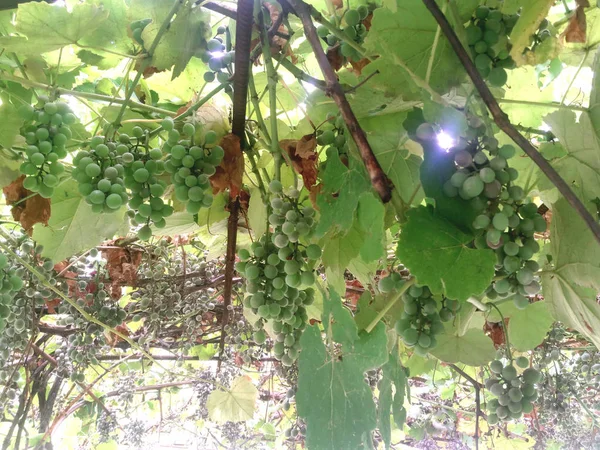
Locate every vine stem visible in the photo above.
<box><xmin>1</xmin><ymin>73</ymin><xmax>176</xmax><ymax>116</ymax></box>
<box><xmin>365</xmin><ymin>278</ymin><xmax>415</xmax><ymax>333</ymax></box>
<box><xmin>113</xmin><ymin>0</ymin><xmax>184</xmax><ymax>127</ymax></box>
<box><xmin>449</xmin><ymin>364</ymin><xmax>483</xmax><ymax>450</ymax></box>
<box><xmin>421</xmin><ymin>0</ymin><xmax>600</xmax><ymax>246</ymax></box>
<box><xmin>286</xmin><ymin>0</ymin><xmax>392</xmax><ymax>202</ymax></box>
<box><xmin>0</xmin><ymin>234</ymin><xmax>166</xmax><ymax>371</ymax></box>
<box><xmin>497</xmin><ymin>97</ymin><xmax>588</xmax><ymax>112</ymax></box>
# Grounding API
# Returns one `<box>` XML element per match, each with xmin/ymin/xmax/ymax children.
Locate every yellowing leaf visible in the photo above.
<box><xmin>509</xmin><ymin>0</ymin><xmax>554</xmax><ymax>65</ymax></box>
<box><xmin>206</xmin><ymin>376</ymin><xmax>258</xmax><ymax>423</ymax></box>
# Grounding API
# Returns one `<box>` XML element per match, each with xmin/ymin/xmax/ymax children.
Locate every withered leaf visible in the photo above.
<box><xmin>563</xmin><ymin>0</ymin><xmax>590</xmax><ymax>43</ymax></box>
<box><xmin>279</xmin><ymin>135</ymin><xmax>319</xmax><ymax>193</ymax></box>
<box><xmin>210</xmin><ymin>133</ymin><xmax>244</xmax><ymax>197</ymax></box>
<box><xmin>101</xmin><ymin>243</ymin><xmax>143</xmax><ymax>299</ymax></box>
<box><xmin>2</xmin><ymin>175</ymin><xmax>51</xmax><ymax>235</ymax></box>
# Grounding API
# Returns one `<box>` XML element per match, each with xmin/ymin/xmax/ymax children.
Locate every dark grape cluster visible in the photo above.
<box><xmin>73</xmin><ymin>136</ymin><xmax>129</xmax><ymax>213</ymax></box>
<box><xmin>163</xmin><ymin>119</ymin><xmax>223</xmax><ymax>215</ymax></box>
<box><xmin>466</xmin><ymin>6</ymin><xmax>518</xmax><ymax>87</ymax></box>
<box><xmin>201</xmin><ymin>26</ymin><xmax>234</xmax><ymax>90</ymax></box>
<box><xmin>317</xmin><ymin>6</ymin><xmax>370</xmax><ymax>62</ymax></box>
<box><xmin>238</xmin><ymin>182</ymin><xmax>320</xmax><ymax>366</ymax></box>
<box><xmin>484</xmin><ymin>357</ymin><xmax>541</xmax><ymax>424</ymax></box>
<box><xmin>406</xmin><ymin>109</ymin><xmax>546</xmax><ymax>308</ymax></box>
<box><xmin>18</xmin><ymin>98</ymin><xmax>75</xmax><ymax>197</ymax></box>
<box><xmin>393</xmin><ymin>282</ymin><xmax>458</xmax><ymax>356</ymax></box>
<box><xmin>130</xmin><ymin>18</ymin><xmax>151</xmax><ymax>48</ymax></box>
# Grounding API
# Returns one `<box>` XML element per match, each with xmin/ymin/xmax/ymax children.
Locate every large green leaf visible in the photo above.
<box><xmin>378</xmin><ymin>349</ymin><xmax>408</xmax><ymax>449</ymax></box>
<box><xmin>397</xmin><ymin>207</ymin><xmax>496</xmax><ymax>301</ymax></box>
<box><xmin>508</xmin><ymin>302</ymin><xmax>554</xmax><ymax>351</ymax></box>
<box><xmin>297</xmin><ymin>290</ymin><xmax>388</xmax><ymax>450</ymax></box>
<box><xmin>32</xmin><ymin>180</ymin><xmax>127</xmax><ymax>262</ymax></box>
<box><xmin>356</xmin><ymin>192</ymin><xmax>385</xmax><ymax>262</ymax></box>
<box><xmin>247</xmin><ymin>188</ymin><xmax>267</xmax><ymax>241</ymax></box>
<box><xmin>0</xmin><ymin>151</ymin><xmax>20</xmax><ymax>189</ymax></box>
<box><xmin>0</xmin><ymin>2</ymin><xmax>109</xmax><ymax>55</ymax></box>
<box><xmin>542</xmin><ymin>198</ymin><xmax>600</xmax><ymax>348</ymax></box>
<box><xmin>206</xmin><ymin>376</ymin><xmax>258</xmax><ymax>424</ymax></box>
<box><xmin>315</xmin><ymin>151</ymin><xmax>371</xmax><ymax>237</ymax></box>
<box><xmin>362</xmin><ymin>0</ymin><xmax>475</xmax><ymax>99</ymax></box>
<box><xmin>429</xmin><ymin>328</ymin><xmax>496</xmax><ymax>366</ymax></box>
<box><xmin>0</xmin><ymin>103</ymin><xmax>23</xmax><ymax>149</ymax></box>
<box><xmin>540</xmin><ymin>110</ymin><xmax>600</xmax><ymax>211</ymax></box>
<box><xmin>508</xmin><ymin>0</ymin><xmax>554</xmax><ymax>65</ymax></box>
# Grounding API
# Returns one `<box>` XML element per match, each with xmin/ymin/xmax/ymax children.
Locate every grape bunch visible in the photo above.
<box><xmin>393</xmin><ymin>283</ymin><xmax>453</xmax><ymax>356</ymax></box>
<box><xmin>466</xmin><ymin>5</ymin><xmax>518</xmax><ymax>87</ymax></box>
<box><xmin>163</xmin><ymin>119</ymin><xmax>223</xmax><ymax>215</ymax></box>
<box><xmin>18</xmin><ymin>98</ymin><xmax>75</xmax><ymax>197</ymax></box>
<box><xmin>121</xmin><ymin>126</ymin><xmax>173</xmax><ymax>240</ymax></box>
<box><xmin>406</xmin><ymin>109</ymin><xmax>546</xmax><ymax>308</ymax></box>
<box><xmin>485</xmin><ymin>357</ymin><xmax>541</xmax><ymax>424</ymax></box>
<box><xmin>130</xmin><ymin>18</ymin><xmax>151</xmax><ymax>48</ymax></box>
<box><xmin>238</xmin><ymin>183</ymin><xmax>321</xmax><ymax>366</ymax></box>
<box><xmin>317</xmin><ymin>6</ymin><xmax>370</xmax><ymax>62</ymax></box>
<box><xmin>317</xmin><ymin>112</ymin><xmax>349</xmax><ymax>162</ymax></box>
<box><xmin>72</xmin><ymin>136</ymin><xmax>129</xmax><ymax>213</ymax></box>
<box><xmin>202</xmin><ymin>27</ymin><xmax>234</xmax><ymax>89</ymax></box>
<box><xmin>0</xmin><ymin>252</ymin><xmax>23</xmax><ymax>330</ymax></box>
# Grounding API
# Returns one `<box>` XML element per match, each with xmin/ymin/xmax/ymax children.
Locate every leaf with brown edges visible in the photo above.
<box><xmin>2</xmin><ymin>175</ymin><xmax>51</xmax><ymax>235</ymax></box>
<box><xmin>280</xmin><ymin>134</ymin><xmax>319</xmax><ymax>192</ymax></box>
<box><xmin>210</xmin><ymin>133</ymin><xmax>244</xmax><ymax>197</ymax></box>
<box><xmin>562</xmin><ymin>0</ymin><xmax>590</xmax><ymax>43</ymax></box>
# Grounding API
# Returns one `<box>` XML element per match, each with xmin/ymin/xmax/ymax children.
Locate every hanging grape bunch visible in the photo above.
<box><xmin>466</xmin><ymin>5</ymin><xmax>518</xmax><ymax>87</ymax></box>
<box><xmin>317</xmin><ymin>5</ymin><xmax>370</xmax><ymax>63</ymax></box>
<box><xmin>405</xmin><ymin>109</ymin><xmax>546</xmax><ymax>308</ymax></box>
<box><xmin>388</xmin><ymin>278</ymin><xmax>458</xmax><ymax>356</ymax></box>
<box><xmin>317</xmin><ymin>113</ymin><xmax>349</xmax><ymax>162</ymax></box>
<box><xmin>17</xmin><ymin>97</ymin><xmax>75</xmax><ymax>198</ymax></box>
<box><xmin>130</xmin><ymin>18</ymin><xmax>151</xmax><ymax>49</ymax></box>
<box><xmin>238</xmin><ymin>181</ymin><xmax>321</xmax><ymax>367</ymax></box>
<box><xmin>0</xmin><ymin>251</ymin><xmax>24</xmax><ymax>331</ymax></box>
<box><xmin>202</xmin><ymin>26</ymin><xmax>234</xmax><ymax>91</ymax></box>
<box><xmin>485</xmin><ymin>356</ymin><xmax>542</xmax><ymax>424</ymax></box>
<box><xmin>163</xmin><ymin>118</ymin><xmax>223</xmax><ymax>215</ymax></box>
<box><xmin>72</xmin><ymin>136</ymin><xmax>130</xmax><ymax>213</ymax></box>
<box><xmin>122</xmin><ymin>126</ymin><xmax>172</xmax><ymax>240</ymax></box>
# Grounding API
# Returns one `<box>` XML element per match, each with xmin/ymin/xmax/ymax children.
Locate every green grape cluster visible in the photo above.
<box><xmin>0</xmin><ymin>252</ymin><xmax>23</xmax><ymax>328</ymax></box>
<box><xmin>202</xmin><ymin>27</ymin><xmax>234</xmax><ymax>89</ymax></box>
<box><xmin>163</xmin><ymin>119</ymin><xmax>223</xmax><ymax>214</ymax></box>
<box><xmin>72</xmin><ymin>136</ymin><xmax>130</xmax><ymax>213</ymax></box>
<box><xmin>317</xmin><ymin>113</ymin><xmax>349</xmax><ymax>159</ymax></box>
<box><xmin>485</xmin><ymin>358</ymin><xmax>541</xmax><ymax>424</ymax></box>
<box><xmin>394</xmin><ymin>283</ymin><xmax>458</xmax><ymax>356</ymax></box>
<box><xmin>466</xmin><ymin>5</ymin><xmax>518</xmax><ymax>87</ymax></box>
<box><xmin>130</xmin><ymin>18</ymin><xmax>151</xmax><ymax>48</ymax></box>
<box><xmin>407</xmin><ymin>109</ymin><xmax>546</xmax><ymax>308</ymax></box>
<box><xmin>18</xmin><ymin>98</ymin><xmax>75</xmax><ymax>198</ymax></box>
<box><xmin>238</xmin><ymin>183</ymin><xmax>321</xmax><ymax>366</ymax></box>
<box><xmin>317</xmin><ymin>6</ymin><xmax>370</xmax><ymax>62</ymax></box>
<box><xmin>119</xmin><ymin>126</ymin><xmax>173</xmax><ymax>240</ymax></box>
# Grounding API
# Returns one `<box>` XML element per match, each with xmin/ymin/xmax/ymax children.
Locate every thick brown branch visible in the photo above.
<box><xmin>287</xmin><ymin>0</ymin><xmax>392</xmax><ymax>203</ymax></box>
<box><xmin>421</xmin><ymin>0</ymin><xmax>600</xmax><ymax>245</ymax></box>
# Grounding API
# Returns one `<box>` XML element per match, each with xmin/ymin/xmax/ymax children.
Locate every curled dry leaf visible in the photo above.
<box><xmin>210</xmin><ymin>133</ymin><xmax>244</xmax><ymax>197</ymax></box>
<box><xmin>100</xmin><ymin>243</ymin><xmax>143</xmax><ymax>299</ymax></box>
<box><xmin>484</xmin><ymin>319</ymin><xmax>509</xmax><ymax>348</ymax></box>
<box><xmin>279</xmin><ymin>134</ymin><xmax>319</xmax><ymax>194</ymax></box>
<box><xmin>250</xmin><ymin>2</ymin><xmax>296</xmax><ymax>64</ymax></box>
<box><xmin>562</xmin><ymin>0</ymin><xmax>590</xmax><ymax>43</ymax></box>
<box><xmin>2</xmin><ymin>175</ymin><xmax>51</xmax><ymax>235</ymax></box>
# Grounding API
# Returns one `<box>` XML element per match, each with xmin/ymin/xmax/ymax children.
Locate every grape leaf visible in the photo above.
<box><xmin>322</xmin><ymin>223</ymin><xmax>363</xmax><ymax>291</ymax></box>
<box><xmin>560</xmin><ymin>8</ymin><xmax>600</xmax><ymax>66</ymax></box>
<box><xmin>151</xmin><ymin>212</ymin><xmax>200</xmax><ymax>236</ymax></box>
<box><xmin>78</xmin><ymin>0</ymin><xmax>132</xmax><ymax>69</ymax></box>
<box><xmin>356</xmin><ymin>192</ymin><xmax>385</xmax><ymax>262</ymax></box>
<box><xmin>0</xmin><ymin>151</ymin><xmax>20</xmax><ymax>189</ymax></box>
<box><xmin>247</xmin><ymin>188</ymin><xmax>267</xmax><ymax>240</ymax></box>
<box><xmin>509</xmin><ymin>0</ymin><xmax>554</xmax><ymax>65</ymax></box>
<box><xmin>378</xmin><ymin>349</ymin><xmax>408</xmax><ymax>449</ymax></box>
<box><xmin>315</xmin><ymin>151</ymin><xmax>371</xmax><ymax>238</ymax></box>
<box><xmin>0</xmin><ymin>103</ymin><xmax>23</xmax><ymax>149</ymax></box>
<box><xmin>297</xmin><ymin>290</ymin><xmax>388</xmax><ymax>450</ymax></box>
<box><xmin>0</xmin><ymin>2</ymin><xmax>109</xmax><ymax>55</ymax></box>
<box><xmin>360</xmin><ymin>112</ymin><xmax>424</xmax><ymax>205</ymax></box>
<box><xmin>429</xmin><ymin>328</ymin><xmax>496</xmax><ymax>366</ymax></box>
<box><xmin>589</xmin><ymin>46</ymin><xmax>600</xmax><ymax>136</ymax></box>
<box><xmin>206</xmin><ymin>376</ymin><xmax>258</xmax><ymax>424</ymax></box>
<box><xmin>32</xmin><ymin>180</ymin><xmax>127</xmax><ymax>262</ymax></box>
<box><xmin>542</xmin><ymin>198</ymin><xmax>600</xmax><ymax>348</ymax></box>
<box><xmin>362</xmin><ymin>0</ymin><xmax>472</xmax><ymax>99</ymax></box>
<box><xmin>540</xmin><ymin>110</ymin><xmax>600</xmax><ymax>211</ymax></box>
<box><xmin>396</xmin><ymin>207</ymin><xmax>496</xmax><ymax>301</ymax></box>
<box><xmin>508</xmin><ymin>302</ymin><xmax>554</xmax><ymax>351</ymax></box>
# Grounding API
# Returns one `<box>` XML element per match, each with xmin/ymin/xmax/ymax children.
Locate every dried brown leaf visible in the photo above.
<box><xmin>279</xmin><ymin>135</ymin><xmax>319</xmax><ymax>192</ymax></box>
<box><xmin>100</xmin><ymin>244</ymin><xmax>143</xmax><ymax>299</ymax></box>
<box><xmin>210</xmin><ymin>133</ymin><xmax>244</xmax><ymax>197</ymax></box>
<box><xmin>326</xmin><ymin>44</ymin><xmax>344</xmax><ymax>71</ymax></box>
<box><xmin>2</xmin><ymin>175</ymin><xmax>51</xmax><ymax>235</ymax></box>
<box><xmin>563</xmin><ymin>0</ymin><xmax>590</xmax><ymax>43</ymax></box>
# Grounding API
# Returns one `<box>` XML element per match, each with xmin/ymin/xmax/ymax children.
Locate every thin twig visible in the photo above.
<box><xmin>421</xmin><ymin>0</ymin><xmax>600</xmax><ymax>245</ymax></box>
<box><xmin>287</xmin><ymin>0</ymin><xmax>392</xmax><ymax>203</ymax></box>
<box><xmin>450</xmin><ymin>364</ymin><xmax>482</xmax><ymax>450</ymax></box>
